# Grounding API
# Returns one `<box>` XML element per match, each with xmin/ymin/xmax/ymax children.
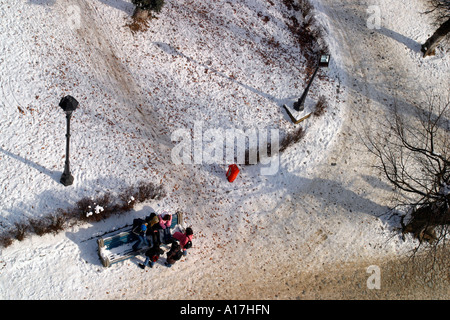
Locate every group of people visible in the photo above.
<box><xmin>131</xmin><ymin>211</ymin><xmax>193</xmax><ymax>269</ymax></box>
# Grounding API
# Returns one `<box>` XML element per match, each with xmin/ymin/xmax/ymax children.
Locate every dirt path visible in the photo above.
<box><xmin>186</xmin><ymin>246</ymin><xmax>449</xmax><ymax>300</ymax></box>
<box><xmin>66</xmin><ymin>0</ymin><xmax>173</xmax><ymax>158</ymax></box>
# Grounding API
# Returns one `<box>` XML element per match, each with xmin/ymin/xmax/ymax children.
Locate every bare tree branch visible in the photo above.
<box><xmin>363</xmin><ymin>91</ymin><xmax>450</xmax><ymax>250</ymax></box>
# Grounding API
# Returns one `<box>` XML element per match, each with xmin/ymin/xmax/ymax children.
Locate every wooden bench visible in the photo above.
<box><xmin>97</xmin><ymin>212</ymin><xmax>183</xmax><ymax>267</ymax></box>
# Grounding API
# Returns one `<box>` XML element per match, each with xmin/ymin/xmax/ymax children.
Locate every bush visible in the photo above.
<box><xmin>13</xmin><ymin>222</ymin><xmax>29</xmax><ymax>241</ymax></box>
<box><xmin>0</xmin><ymin>231</ymin><xmax>14</xmax><ymax>248</ymax></box>
<box><xmin>241</xmin><ymin>127</ymin><xmax>305</xmax><ymax>166</ymax></box>
<box><xmin>244</xmin><ymin>143</ymin><xmax>273</xmax><ymax>165</ymax></box>
<box><xmin>313</xmin><ymin>95</ymin><xmax>328</xmax><ymax>117</ymax></box>
<box><xmin>284</xmin><ymin>0</ymin><xmax>329</xmax><ymax>69</ymax></box>
<box><xmin>280</xmin><ymin>127</ymin><xmax>305</xmax><ymax>152</ymax></box>
<box><xmin>30</xmin><ymin>218</ymin><xmax>49</xmax><ymax>236</ymax></box>
<box><xmin>137</xmin><ymin>181</ymin><xmax>166</xmax><ymax>201</ymax></box>
<box><xmin>119</xmin><ymin>186</ymin><xmax>137</xmax><ymax>212</ymax></box>
<box><xmin>128</xmin><ymin>0</ymin><xmax>165</xmax><ymax>33</ymax></box>
<box><xmin>0</xmin><ymin>181</ymin><xmax>166</xmax><ymax>248</ymax></box>
<box><xmin>76</xmin><ymin>197</ymin><xmax>94</xmax><ymax>219</ymax></box>
<box><xmin>45</xmin><ymin>211</ymin><xmax>67</xmax><ymax>234</ymax></box>
<box><xmin>119</xmin><ymin>182</ymin><xmax>166</xmax><ymax>210</ymax></box>
<box><xmin>77</xmin><ymin>192</ymin><xmax>120</xmax><ymax>223</ymax></box>
<box><xmin>132</xmin><ymin>0</ymin><xmax>165</xmax><ymax>14</ymax></box>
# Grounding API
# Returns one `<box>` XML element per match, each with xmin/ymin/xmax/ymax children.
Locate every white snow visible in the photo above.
<box><xmin>0</xmin><ymin>0</ymin><xmax>449</xmax><ymax>299</ymax></box>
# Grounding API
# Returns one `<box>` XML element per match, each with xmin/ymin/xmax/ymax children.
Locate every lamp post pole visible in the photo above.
<box><xmin>60</xmin><ymin>111</ymin><xmax>73</xmax><ymax>186</ymax></box>
<box><xmin>293</xmin><ymin>54</ymin><xmax>330</xmax><ymax>112</ymax></box>
<box><xmin>282</xmin><ymin>54</ymin><xmax>330</xmax><ymax>124</ymax></box>
<box><xmin>59</xmin><ymin>95</ymin><xmax>78</xmax><ymax>187</ymax></box>
<box><xmin>293</xmin><ymin>64</ymin><xmax>320</xmax><ymax>112</ymax></box>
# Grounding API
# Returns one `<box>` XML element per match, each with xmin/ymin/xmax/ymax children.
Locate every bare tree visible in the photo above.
<box><xmin>364</xmin><ymin>92</ymin><xmax>450</xmax><ymax>248</ymax></box>
<box><xmin>421</xmin><ymin>0</ymin><xmax>450</xmax><ymax>57</ymax></box>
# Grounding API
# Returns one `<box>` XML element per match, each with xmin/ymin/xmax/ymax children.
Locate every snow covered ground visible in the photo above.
<box><xmin>0</xmin><ymin>0</ymin><xmax>449</xmax><ymax>300</ymax></box>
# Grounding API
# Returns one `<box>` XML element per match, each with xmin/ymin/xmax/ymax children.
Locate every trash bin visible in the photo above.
<box><xmin>226</xmin><ymin>164</ymin><xmax>239</xmax><ymax>182</ymax></box>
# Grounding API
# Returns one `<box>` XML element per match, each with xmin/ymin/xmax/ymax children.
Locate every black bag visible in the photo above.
<box><xmin>131</xmin><ymin>218</ymin><xmax>145</xmax><ymax>237</ymax></box>
<box><xmin>168</xmin><ymin>241</ymin><xmax>182</xmax><ymax>261</ymax></box>
<box><xmin>132</xmin><ymin>218</ymin><xmax>144</xmax><ymax>230</ymax></box>
<box><xmin>173</xmin><ymin>248</ymin><xmax>183</xmax><ymax>261</ymax></box>
<box><xmin>145</xmin><ymin>246</ymin><xmax>163</xmax><ymax>258</ymax></box>
<box><xmin>184</xmin><ymin>241</ymin><xmax>192</xmax><ymax>249</ymax></box>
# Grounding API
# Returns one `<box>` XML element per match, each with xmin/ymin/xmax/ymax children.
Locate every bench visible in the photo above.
<box><xmin>97</xmin><ymin>212</ymin><xmax>183</xmax><ymax>267</ymax></box>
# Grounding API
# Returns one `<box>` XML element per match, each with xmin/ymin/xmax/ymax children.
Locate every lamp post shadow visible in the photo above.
<box><xmin>0</xmin><ymin>147</ymin><xmax>61</xmax><ymax>183</ymax></box>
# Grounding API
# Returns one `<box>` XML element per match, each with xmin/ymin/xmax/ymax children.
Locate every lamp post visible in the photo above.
<box><xmin>59</xmin><ymin>95</ymin><xmax>78</xmax><ymax>186</ymax></box>
<box><xmin>293</xmin><ymin>53</ymin><xmax>330</xmax><ymax>112</ymax></box>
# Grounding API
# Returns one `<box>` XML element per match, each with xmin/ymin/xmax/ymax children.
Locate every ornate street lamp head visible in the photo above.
<box><xmin>318</xmin><ymin>54</ymin><xmax>331</xmax><ymax>68</ymax></box>
<box><xmin>59</xmin><ymin>95</ymin><xmax>79</xmax><ymax>113</ymax></box>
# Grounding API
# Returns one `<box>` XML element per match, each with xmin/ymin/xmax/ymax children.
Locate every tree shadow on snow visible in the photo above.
<box><xmin>153</xmin><ymin>42</ymin><xmax>299</xmax><ymax>109</ymax></box>
<box><xmin>375</xmin><ymin>27</ymin><xmax>422</xmax><ymax>53</ymax></box>
<box><xmin>241</xmin><ymin>158</ymin><xmax>397</xmax><ymax>231</ymax></box>
<box><xmin>303</xmin><ymin>178</ymin><xmax>386</xmax><ymax>220</ymax></box>
<box><xmin>359</xmin><ymin>174</ymin><xmax>394</xmax><ymax>193</ymax></box>
<box><xmin>95</xmin><ymin>0</ymin><xmax>135</xmax><ymax>15</ymax></box>
<box><xmin>315</xmin><ymin>3</ymin><xmax>450</xmax><ymax>132</ymax></box>
<box><xmin>27</xmin><ymin>0</ymin><xmax>56</xmax><ymax>5</ymax></box>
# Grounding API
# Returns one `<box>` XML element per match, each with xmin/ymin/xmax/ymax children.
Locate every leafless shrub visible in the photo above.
<box><xmin>244</xmin><ymin>142</ymin><xmax>273</xmax><ymax>165</ymax></box>
<box><xmin>364</xmin><ymin>91</ymin><xmax>450</xmax><ymax>253</ymax></box>
<box><xmin>297</xmin><ymin>0</ymin><xmax>314</xmax><ymax>17</ymax></box>
<box><xmin>13</xmin><ymin>222</ymin><xmax>29</xmax><ymax>241</ymax></box>
<box><xmin>313</xmin><ymin>95</ymin><xmax>328</xmax><ymax>117</ymax></box>
<box><xmin>280</xmin><ymin>127</ymin><xmax>305</xmax><ymax>152</ymax></box>
<box><xmin>0</xmin><ymin>181</ymin><xmax>166</xmax><ymax>247</ymax></box>
<box><xmin>284</xmin><ymin>0</ymin><xmax>329</xmax><ymax>69</ymax></box>
<box><xmin>77</xmin><ymin>192</ymin><xmax>117</xmax><ymax>222</ymax></box>
<box><xmin>136</xmin><ymin>181</ymin><xmax>163</xmax><ymax>202</ymax></box>
<box><xmin>119</xmin><ymin>186</ymin><xmax>138</xmax><ymax>211</ymax></box>
<box><xmin>241</xmin><ymin>127</ymin><xmax>305</xmax><ymax>166</ymax></box>
<box><xmin>282</xmin><ymin>0</ymin><xmax>301</xmax><ymax>11</ymax></box>
<box><xmin>30</xmin><ymin>218</ymin><xmax>49</xmax><ymax>236</ymax></box>
<box><xmin>46</xmin><ymin>210</ymin><xmax>67</xmax><ymax>234</ymax></box>
<box><xmin>76</xmin><ymin>197</ymin><xmax>93</xmax><ymax>218</ymax></box>
<box><xmin>125</xmin><ymin>18</ymin><xmax>150</xmax><ymax>34</ymax></box>
<box><xmin>93</xmin><ymin>192</ymin><xmax>116</xmax><ymax>219</ymax></box>
<box><xmin>0</xmin><ymin>231</ymin><xmax>14</xmax><ymax>248</ymax></box>
<box><xmin>29</xmin><ymin>212</ymin><xmax>66</xmax><ymax>237</ymax></box>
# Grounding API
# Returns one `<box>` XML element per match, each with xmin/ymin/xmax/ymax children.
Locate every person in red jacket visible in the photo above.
<box><xmin>172</xmin><ymin>227</ymin><xmax>193</xmax><ymax>256</ymax></box>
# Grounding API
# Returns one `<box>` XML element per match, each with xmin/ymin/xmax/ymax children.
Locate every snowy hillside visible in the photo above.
<box><xmin>0</xmin><ymin>0</ymin><xmax>449</xmax><ymax>300</ymax></box>
<box><xmin>0</xmin><ymin>0</ymin><xmax>338</xmax><ymax>228</ymax></box>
